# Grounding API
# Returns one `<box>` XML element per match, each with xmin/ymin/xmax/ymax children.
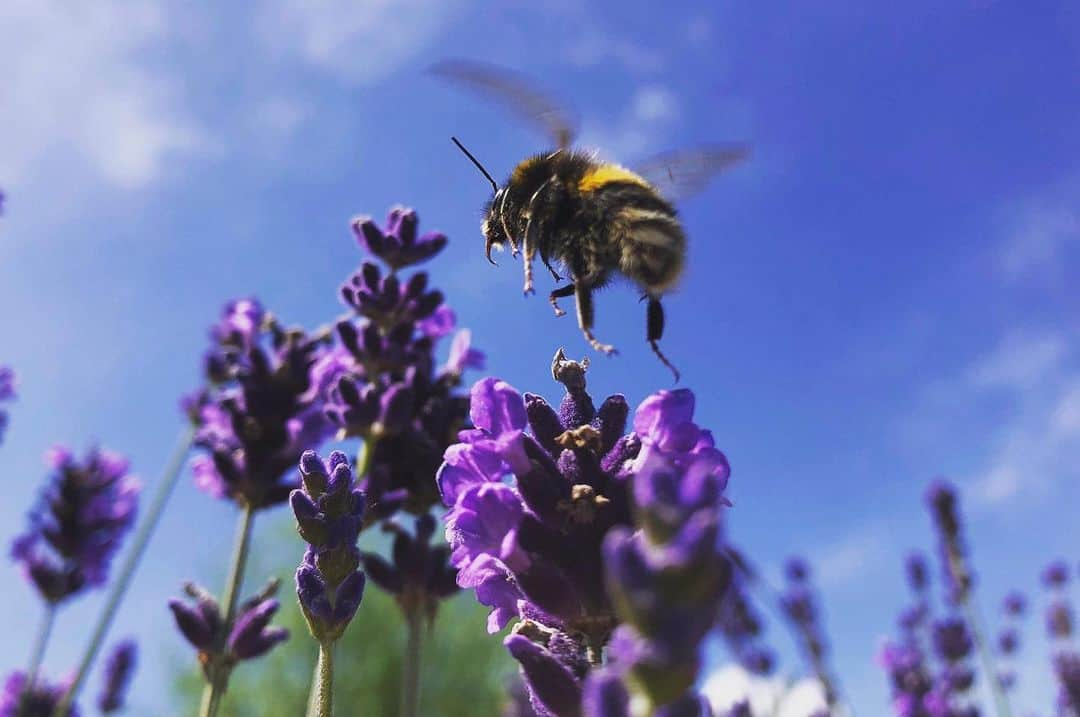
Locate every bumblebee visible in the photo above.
<box><xmin>434</xmin><ymin>60</ymin><xmax>747</xmax><ymax>380</ymax></box>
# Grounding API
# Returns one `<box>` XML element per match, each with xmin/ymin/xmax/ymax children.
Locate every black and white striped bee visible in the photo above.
<box><xmin>434</xmin><ymin>61</ymin><xmax>747</xmax><ymax>381</ymax></box>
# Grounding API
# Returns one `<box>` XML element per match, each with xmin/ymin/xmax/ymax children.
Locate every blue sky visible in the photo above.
<box><xmin>1</xmin><ymin>0</ymin><xmax>1078</xmax><ymax>713</ymax></box>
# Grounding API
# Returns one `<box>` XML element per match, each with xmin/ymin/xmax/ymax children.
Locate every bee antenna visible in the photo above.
<box><xmin>451</xmin><ymin>136</ymin><xmax>498</xmax><ymax>192</ymax></box>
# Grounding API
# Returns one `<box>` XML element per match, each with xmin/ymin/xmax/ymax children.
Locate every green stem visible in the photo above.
<box><xmin>25</xmin><ymin>604</ymin><xmax>56</xmax><ymax>692</ymax></box>
<box><xmin>961</xmin><ymin>595</ymin><xmax>1012</xmax><ymax>717</ymax></box>
<box><xmin>306</xmin><ymin>641</ymin><xmax>335</xmax><ymax>717</ymax></box>
<box><xmin>400</xmin><ymin>611</ymin><xmax>423</xmax><ymax>717</ymax></box>
<box><xmin>199</xmin><ymin>503</ymin><xmax>257</xmax><ymax>717</ymax></box>
<box><xmin>55</xmin><ymin>428</ymin><xmax>194</xmax><ymax>716</ymax></box>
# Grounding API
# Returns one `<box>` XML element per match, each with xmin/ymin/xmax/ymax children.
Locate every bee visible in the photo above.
<box><xmin>433</xmin><ymin>60</ymin><xmax>748</xmax><ymax>381</ymax></box>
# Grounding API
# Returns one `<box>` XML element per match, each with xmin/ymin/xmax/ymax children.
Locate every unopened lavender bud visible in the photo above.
<box><xmin>98</xmin><ymin>640</ymin><xmax>137</xmax><ymax>714</ymax></box>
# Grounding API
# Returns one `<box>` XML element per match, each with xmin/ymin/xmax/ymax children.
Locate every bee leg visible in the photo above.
<box><xmin>575</xmin><ymin>282</ymin><xmax>617</xmax><ymax>355</ymax></box>
<box><xmin>549</xmin><ymin>283</ymin><xmax>574</xmax><ymax>317</ymax></box>
<box><xmin>541</xmin><ymin>252</ymin><xmax>563</xmax><ymax>282</ymax></box>
<box><xmin>646</xmin><ymin>297</ymin><xmax>680</xmax><ymax>382</ymax></box>
<box><xmin>522</xmin><ymin>222</ymin><xmax>537</xmax><ymax>296</ymax></box>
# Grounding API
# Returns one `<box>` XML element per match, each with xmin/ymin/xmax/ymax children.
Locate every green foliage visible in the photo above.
<box><xmin>173</xmin><ymin>529</ymin><xmax>514</xmax><ymax>716</ymax></box>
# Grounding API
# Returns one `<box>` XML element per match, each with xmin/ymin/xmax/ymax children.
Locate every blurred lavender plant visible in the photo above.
<box><xmin>595</xmin><ymin>388</ymin><xmax>733</xmax><ymax>714</ymax></box>
<box><xmin>97</xmin><ymin>640</ymin><xmax>137</xmax><ymax>714</ymax></box>
<box><xmin>291</xmin><ymin>450</ymin><xmax>367</xmax><ymax>717</ymax></box>
<box><xmin>924</xmin><ymin>479</ymin><xmax>1010</xmax><ymax>717</ymax></box>
<box><xmin>439</xmin><ymin>351</ymin><xmax>732</xmax><ymax>716</ymax></box>
<box><xmin>7</xmin><ymin>446</ymin><xmax>139</xmax><ymax>716</ymax></box>
<box><xmin>715</xmin><ymin>553</ymin><xmax>776</xmax><ymax>677</ymax></box>
<box><xmin>11</xmin><ymin>447</ymin><xmax>140</xmax><ymax>604</ymax></box>
<box><xmin>1041</xmin><ymin>561</ymin><xmax>1080</xmax><ymax>715</ymax></box>
<box><xmin>780</xmin><ymin>557</ymin><xmax>842</xmax><ymax>710</ymax></box>
<box><xmin>995</xmin><ymin>593</ymin><xmax>1026</xmax><ymax>692</ymax></box>
<box><xmin>0</xmin><ymin>366</ymin><xmax>15</xmax><ymax>443</ymax></box>
<box><xmin>0</xmin><ymin>671</ymin><xmax>78</xmax><ymax>717</ymax></box>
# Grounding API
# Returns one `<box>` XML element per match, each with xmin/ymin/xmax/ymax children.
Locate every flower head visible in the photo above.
<box><xmin>1</xmin><ymin>672</ymin><xmax>79</xmax><ymax>717</ymax></box>
<box><xmin>293</xmin><ymin>451</ymin><xmax>367</xmax><ymax>642</ymax></box>
<box><xmin>440</xmin><ymin>351</ymin><xmax>732</xmax><ymax>715</ymax></box>
<box><xmin>97</xmin><ymin>640</ymin><xmax>137</xmax><ymax>714</ymax></box>
<box><xmin>352</xmin><ymin>207</ymin><xmax>448</xmax><ymax>270</ymax></box>
<box><xmin>0</xmin><ymin>366</ymin><xmax>15</xmax><ymax>443</ymax></box>
<box><xmin>320</xmin><ymin>207</ymin><xmax>478</xmax><ymax>522</ymax></box>
<box><xmin>924</xmin><ymin>479</ymin><xmax>973</xmax><ymax>604</ymax></box>
<box><xmin>11</xmin><ymin>447</ymin><xmax>140</xmax><ymax>604</ymax></box>
<box><xmin>169</xmin><ymin>579</ymin><xmax>288</xmax><ymax>679</ymax></box>
<box><xmin>361</xmin><ymin>513</ymin><xmax>457</xmax><ymax>621</ymax></box>
<box><xmin>187</xmin><ymin>300</ymin><xmax>334</xmax><ymax>509</ymax></box>
<box><xmin>1043</xmin><ymin>560</ymin><xmax>1070</xmax><ymax>589</ymax></box>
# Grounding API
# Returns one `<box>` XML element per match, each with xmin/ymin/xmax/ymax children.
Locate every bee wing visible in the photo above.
<box><xmin>430</xmin><ymin>59</ymin><xmax>578</xmax><ymax>150</ymax></box>
<box><xmin>633</xmin><ymin>146</ymin><xmax>749</xmax><ymax>203</ymax></box>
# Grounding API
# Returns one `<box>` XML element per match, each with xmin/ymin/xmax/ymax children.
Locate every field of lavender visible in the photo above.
<box><xmin>1</xmin><ymin>3</ymin><xmax>1077</xmax><ymax>716</ymax></box>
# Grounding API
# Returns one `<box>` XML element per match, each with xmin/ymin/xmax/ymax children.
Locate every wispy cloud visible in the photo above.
<box><xmin>995</xmin><ymin>178</ymin><xmax>1080</xmax><ymax>284</ymax></box>
<box><xmin>903</xmin><ymin>328</ymin><xmax>1080</xmax><ymax>506</ymax></box>
<box><xmin>0</xmin><ymin>0</ymin><xmax>208</xmax><ymax>189</ymax></box>
<box><xmin>582</xmin><ymin>85</ymin><xmax>681</xmax><ymax>159</ymax></box>
<box><xmin>811</xmin><ymin>527</ymin><xmax>889</xmax><ymax>589</ymax></box>
<box><xmin>257</xmin><ymin>0</ymin><xmax>465</xmax><ymax>84</ymax></box>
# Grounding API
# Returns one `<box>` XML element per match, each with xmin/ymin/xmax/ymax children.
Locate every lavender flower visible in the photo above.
<box><xmin>716</xmin><ymin>566</ymin><xmax>775</xmax><ymax>676</ymax></box>
<box><xmin>932</xmin><ymin>617</ymin><xmax>973</xmax><ymax>664</ymax></box>
<box><xmin>352</xmin><ymin>207</ymin><xmax>448</xmax><ymax>270</ymax></box>
<box><xmin>97</xmin><ymin>640</ymin><xmax>137</xmax><ymax>713</ymax></box>
<box><xmin>1043</xmin><ymin>560</ymin><xmax>1070</xmax><ymax>589</ymax></box>
<box><xmin>440</xmin><ymin>351</ymin><xmax>731</xmax><ymax>716</ymax></box>
<box><xmin>0</xmin><ymin>366</ymin><xmax>15</xmax><ymax>443</ymax></box>
<box><xmin>322</xmin><ymin>208</ymin><xmax>479</xmax><ymax>522</ymax></box>
<box><xmin>361</xmin><ymin>513</ymin><xmax>457</xmax><ymax>621</ymax></box>
<box><xmin>1055</xmin><ymin>652</ymin><xmax>1080</xmax><ymax>714</ymax></box>
<box><xmin>1002</xmin><ymin>592</ymin><xmax>1026</xmax><ymax>617</ymax></box>
<box><xmin>11</xmin><ymin>447</ymin><xmax>140</xmax><ymax>603</ymax></box>
<box><xmin>600</xmin><ymin>387</ymin><xmax>732</xmax><ymax>713</ymax></box>
<box><xmin>293</xmin><ymin>451</ymin><xmax>366</xmax><ymax>643</ymax></box>
<box><xmin>878</xmin><ymin>641</ymin><xmax>933</xmax><ymax>716</ymax></box>
<box><xmin>439</xmin><ymin>351</ymin><xmax>638</xmax><ymax>641</ymax></box>
<box><xmin>1048</xmin><ymin>600</ymin><xmax>1073</xmax><ymax>640</ymax></box>
<box><xmin>906</xmin><ymin>553</ymin><xmax>929</xmax><ymax>594</ymax></box>
<box><xmin>168</xmin><ymin>579</ymin><xmax>288</xmax><ymax>680</ymax></box>
<box><xmin>186</xmin><ymin>299</ymin><xmax>334</xmax><ymax>509</ymax></box>
<box><xmin>780</xmin><ymin>557</ymin><xmax>840</xmax><ymax>708</ymax></box>
<box><xmin>0</xmin><ymin>672</ymin><xmax>79</xmax><ymax>717</ymax></box>
<box><xmin>925</xmin><ymin>479</ymin><xmax>972</xmax><ymax>605</ymax></box>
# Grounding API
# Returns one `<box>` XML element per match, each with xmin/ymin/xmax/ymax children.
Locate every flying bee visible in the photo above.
<box><xmin>433</xmin><ymin>60</ymin><xmax>748</xmax><ymax>381</ymax></box>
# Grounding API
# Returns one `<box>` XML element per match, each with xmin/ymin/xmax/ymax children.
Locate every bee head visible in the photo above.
<box><xmin>451</xmin><ymin>137</ymin><xmax>509</xmax><ymax>264</ymax></box>
<box><xmin>481</xmin><ymin>187</ymin><xmax>511</xmax><ymax>265</ymax></box>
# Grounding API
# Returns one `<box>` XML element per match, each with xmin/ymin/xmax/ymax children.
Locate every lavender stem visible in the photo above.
<box><xmin>199</xmin><ymin>503</ymin><xmax>256</xmax><ymax>717</ymax></box>
<box><xmin>25</xmin><ymin>604</ymin><xmax>55</xmax><ymax>693</ymax></box>
<box><xmin>400</xmin><ymin>611</ymin><xmax>423</xmax><ymax>717</ymax></box>
<box><xmin>960</xmin><ymin>593</ymin><xmax>1012</xmax><ymax>717</ymax></box>
<box><xmin>56</xmin><ymin>428</ymin><xmax>194</xmax><ymax>716</ymax></box>
<box><xmin>307</xmin><ymin>641</ymin><xmax>335</xmax><ymax>717</ymax></box>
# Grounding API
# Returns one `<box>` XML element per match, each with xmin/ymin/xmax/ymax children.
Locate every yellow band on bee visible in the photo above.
<box><xmin>577</xmin><ymin>164</ymin><xmax>652</xmax><ymax>193</ymax></box>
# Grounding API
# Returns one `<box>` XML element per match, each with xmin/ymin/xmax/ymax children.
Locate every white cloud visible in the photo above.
<box><xmin>582</xmin><ymin>85</ymin><xmax>681</xmax><ymax>160</ymax></box>
<box><xmin>702</xmin><ymin>664</ymin><xmax>828</xmax><ymax>717</ymax></box>
<box><xmin>812</xmin><ymin>528</ymin><xmax>887</xmax><ymax>589</ymax></box>
<box><xmin>996</xmin><ymin>181</ymin><xmax>1080</xmax><ymax>282</ymax></box>
<box><xmin>967</xmin><ymin>332</ymin><xmax>1068</xmax><ymax>390</ymax></box>
<box><xmin>258</xmin><ymin>0</ymin><xmax>464</xmax><ymax>84</ymax></box>
<box><xmin>0</xmin><ymin>0</ymin><xmax>207</xmax><ymax>189</ymax></box>
<box><xmin>907</xmin><ymin>329</ymin><xmax>1080</xmax><ymax>506</ymax></box>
